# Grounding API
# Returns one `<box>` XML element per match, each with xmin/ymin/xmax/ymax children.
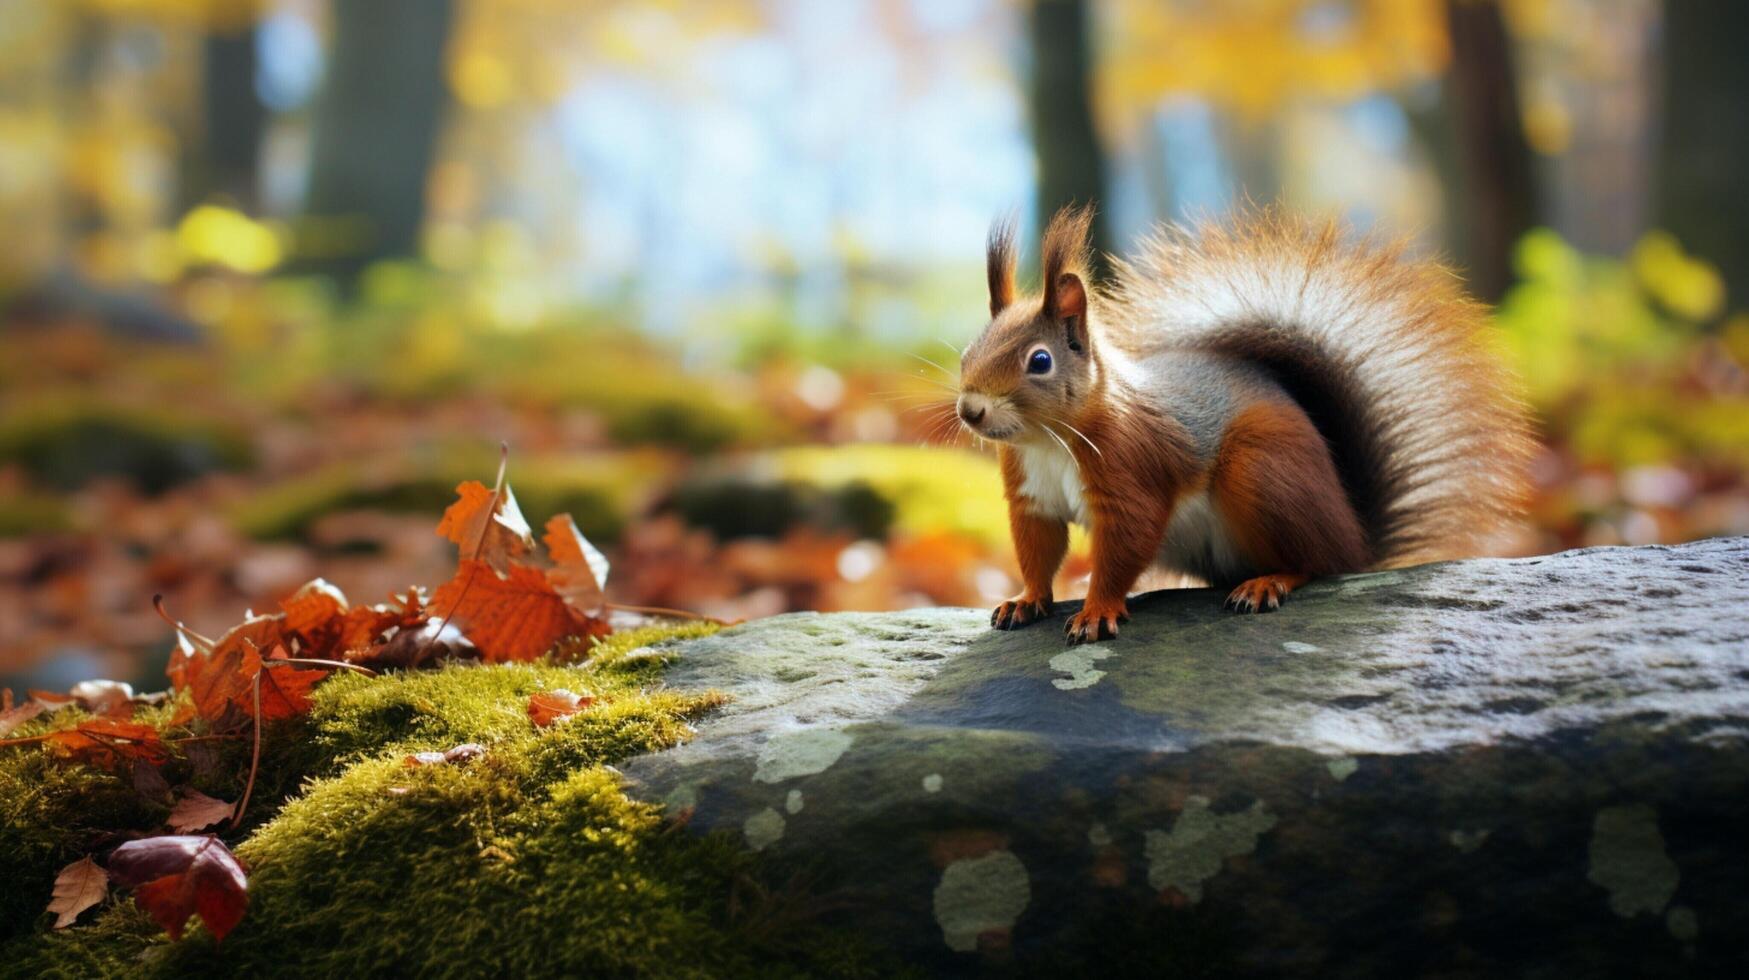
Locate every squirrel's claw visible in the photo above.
<box><xmin>1224</xmin><ymin>574</ymin><xmax>1307</xmax><ymax>613</ymax></box>
<box><xmin>992</xmin><ymin>595</ymin><xmax>1053</xmax><ymax>630</ymax></box>
<box><xmin>1064</xmin><ymin>601</ymin><xmax>1128</xmax><ymax>645</ymax></box>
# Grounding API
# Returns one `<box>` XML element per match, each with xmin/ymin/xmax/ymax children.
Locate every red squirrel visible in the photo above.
<box><xmin>957</xmin><ymin>207</ymin><xmax>1534</xmax><ymax>645</ymax></box>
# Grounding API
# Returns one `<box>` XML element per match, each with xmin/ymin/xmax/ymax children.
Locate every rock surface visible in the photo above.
<box><xmin>622</xmin><ymin>538</ymin><xmax>1749</xmax><ymax>975</ymax></box>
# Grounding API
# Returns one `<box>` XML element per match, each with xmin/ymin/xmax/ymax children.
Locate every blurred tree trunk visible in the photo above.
<box><xmin>1441</xmin><ymin>0</ymin><xmax>1537</xmax><ymax>303</ymax></box>
<box><xmin>1656</xmin><ymin>0</ymin><xmax>1749</xmax><ymax>309</ymax></box>
<box><xmin>180</xmin><ymin>23</ymin><xmax>266</xmax><ymax>212</ymax></box>
<box><xmin>1027</xmin><ymin>0</ymin><xmax>1110</xmax><ymax>268</ymax></box>
<box><xmin>299</xmin><ymin>0</ymin><xmax>456</xmax><ymax>282</ymax></box>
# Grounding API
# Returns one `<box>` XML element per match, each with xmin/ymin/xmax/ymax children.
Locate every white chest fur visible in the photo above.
<box><xmin>1016</xmin><ymin>442</ymin><xmax>1088</xmax><ymax>525</ymax></box>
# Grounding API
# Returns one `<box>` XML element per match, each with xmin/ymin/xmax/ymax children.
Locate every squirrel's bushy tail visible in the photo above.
<box><xmin>1103</xmin><ymin>210</ymin><xmax>1535</xmax><ymax>567</ymax></box>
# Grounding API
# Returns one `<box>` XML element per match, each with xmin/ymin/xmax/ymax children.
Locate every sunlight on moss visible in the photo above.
<box><xmin>770</xmin><ymin>444</ymin><xmax>1009</xmax><ymax>547</ymax></box>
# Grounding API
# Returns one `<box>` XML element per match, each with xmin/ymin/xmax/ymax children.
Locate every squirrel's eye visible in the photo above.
<box><xmin>1027</xmin><ymin>349</ymin><xmax>1053</xmax><ymax>375</ymax></box>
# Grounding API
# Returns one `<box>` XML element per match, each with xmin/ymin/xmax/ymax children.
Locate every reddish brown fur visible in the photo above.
<box><xmin>1058</xmin><ymin>393</ymin><xmax>1198</xmax><ymax>641</ymax></box>
<box><xmin>1209</xmin><ymin>400</ymin><xmax>1371</xmax><ymax>576</ymax></box>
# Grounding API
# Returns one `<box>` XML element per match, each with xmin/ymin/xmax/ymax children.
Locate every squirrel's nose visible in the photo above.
<box><xmin>957</xmin><ymin>395</ymin><xmax>987</xmax><ymax>426</ymax></box>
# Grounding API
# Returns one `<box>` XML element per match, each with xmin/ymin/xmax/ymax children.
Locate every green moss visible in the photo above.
<box><xmin>0</xmin><ymin>491</ymin><xmax>74</xmax><ymax>537</ymax></box>
<box><xmin>0</xmin><ymin>399</ymin><xmax>252</xmax><ymax>495</ymax></box>
<box><xmin>226</xmin><ymin>453</ymin><xmax>651</xmax><ymax>543</ymax></box>
<box><xmin>2</xmin><ymin>623</ymin><xmax>887</xmax><ymax>977</ymax></box>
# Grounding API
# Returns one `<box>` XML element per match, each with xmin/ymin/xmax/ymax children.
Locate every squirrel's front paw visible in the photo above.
<box><xmin>1064</xmin><ymin>600</ymin><xmax>1128</xmax><ymax>645</ymax></box>
<box><xmin>991</xmin><ymin>595</ymin><xmax>1053</xmax><ymax>630</ymax></box>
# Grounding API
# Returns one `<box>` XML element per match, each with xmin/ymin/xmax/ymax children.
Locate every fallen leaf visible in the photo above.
<box><xmin>436</xmin><ymin>480</ymin><xmax>533</xmax><ymax>571</ymax></box>
<box><xmin>279</xmin><ymin>578</ymin><xmax>347</xmax><ymax>635</ymax></box>
<box><xmin>528</xmin><ymin>689</ymin><xmax>593</xmax><ymax>727</ymax></box>
<box><xmin>253</xmin><ymin>647</ymin><xmax>327</xmax><ymax>721</ymax></box>
<box><xmin>28</xmin><ymin>690</ymin><xmax>78</xmax><ymax>713</ymax></box>
<box><xmin>167</xmin><ymin>790</ymin><xmax>235</xmax><ymax>833</ymax></box>
<box><xmin>431</xmin><ymin>560</ymin><xmax>608</xmax><ymax>662</ymax></box>
<box><xmin>402</xmin><ymin>742</ymin><xmax>487</xmax><ymax>768</ymax></box>
<box><xmin>132</xmin><ymin>759</ymin><xmax>174</xmax><ymax>805</ymax></box>
<box><xmin>45</xmin><ymin>719</ymin><xmax>170</xmax><ymax>771</ymax></box>
<box><xmin>69</xmin><ymin>679</ymin><xmax>135</xmax><ymax>718</ymax></box>
<box><xmin>544</xmin><ymin>514</ymin><xmax>611</xmax><ymax>614</ymax></box>
<box><xmin>107</xmin><ymin>836</ymin><xmax>248</xmax><ymax>942</ymax></box>
<box><xmin>335</xmin><ymin>590</ymin><xmax>428</xmax><ymax>658</ymax></box>
<box><xmin>47</xmin><ymin>856</ymin><xmax>108</xmax><ymax>929</ymax></box>
<box><xmin>0</xmin><ymin>698</ymin><xmax>45</xmax><ymax>737</ymax></box>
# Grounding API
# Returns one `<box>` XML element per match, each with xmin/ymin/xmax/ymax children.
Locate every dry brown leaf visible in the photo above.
<box><xmin>167</xmin><ymin>789</ymin><xmax>235</xmax><ymax>833</ymax></box>
<box><xmin>528</xmin><ymin>689</ymin><xmax>593</xmax><ymax>727</ymax></box>
<box><xmin>544</xmin><ymin>514</ymin><xmax>610</xmax><ymax>614</ymax></box>
<box><xmin>436</xmin><ymin>480</ymin><xmax>533</xmax><ymax>571</ymax></box>
<box><xmin>48</xmin><ymin>856</ymin><xmax>109</xmax><ymax>929</ymax></box>
<box><xmin>403</xmin><ymin>742</ymin><xmax>487</xmax><ymax>767</ymax></box>
<box><xmin>430</xmin><ymin>560</ymin><xmax>607</xmax><ymax>662</ymax></box>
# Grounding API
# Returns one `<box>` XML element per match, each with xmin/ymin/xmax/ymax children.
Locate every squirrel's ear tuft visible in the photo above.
<box><xmin>986</xmin><ymin>216</ymin><xmax>1017</xmax><ymax>317</ymax></box>
<box><xmin>1040</xmin><ymin>205</ymin><xmax>1095</xmax><ymax>317</ymax></box>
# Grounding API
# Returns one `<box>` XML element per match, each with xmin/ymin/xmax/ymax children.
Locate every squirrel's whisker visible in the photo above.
<box><xmin>1039</xmin><ymin>423</ymin><xmax>1074</xmax><ymax>457</ymax></box>
<box><xmin>906</xmin><ymin>351</ymin><xmax>955</xmax><ymax>380</ymax></box>
<box><xmin>1047</xmin><ymin>415</ymin><xmax>1103</xmax><ymax>458</ymax></box>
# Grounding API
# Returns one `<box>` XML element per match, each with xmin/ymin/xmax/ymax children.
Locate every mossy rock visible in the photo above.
<box><xmin>10</xmin><ymin>540</ymin><xmax>1749</xmax><ymax>976</ymax></box>
<box><xmin>617</xmin><ymin>537</ymin><xmax>1749</xmax><ymax>975</ymax></box>
<box><xmin>0</xmin><ymin>401</ymin><xmax>252</xmax><ymax>495</ymax></box>
<box><xmin>0</xmin><ymin>625</ymin><xmax>891</xmax><ymax>978</ymax></box>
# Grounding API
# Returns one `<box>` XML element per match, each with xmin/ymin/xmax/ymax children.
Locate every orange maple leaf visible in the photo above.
<box><xmin>251</xmin><ymin>647</ymin><xmax>326</xmax><ymax>721</ymax></box>
<box><xmin>430</xmin><ymin>560</ymin><xmax>608</xmax><ymax>662</ymax></box>
<box><xmin>527</xmin><ymin>689</ymin><xmax>593</xmax><ymax>727</ymax></box>
<box><xmin>436</xmin><ymin>480</ymin><xmax>533</xmax><ymax>571</ymax></box>
<box><xmin>279</xmin><ymin>578</ymin><xmax>347</xmax><ymax>636</ymax></box>
<box><xmin>45</xmin><ymin>719</ymin><xmax>170</xmax><ymax>771</ymax></box>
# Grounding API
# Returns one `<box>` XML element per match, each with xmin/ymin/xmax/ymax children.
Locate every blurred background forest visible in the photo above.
<box><xmin>2</xmin><ymin>0</ymin><xmax>1747</xmax><ymax>692</ymax></box>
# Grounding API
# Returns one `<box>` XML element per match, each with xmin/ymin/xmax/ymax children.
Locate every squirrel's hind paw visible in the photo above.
<box><xmin>1224</xmin><ymin>573</ymin><xmax>1309</xmax><ymax>613</ymax></box>
<box><xmin>992</xmin><ymin>596</ymin><xmax>1053</xmax><ymax>630</ymax></box>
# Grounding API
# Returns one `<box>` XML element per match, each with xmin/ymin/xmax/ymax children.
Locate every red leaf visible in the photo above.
<box><xmin>47</xmin><ymin>856</ymin><xmax>108</xmax><ymax>929</ymax></box>
<box><xmin>108</xmin><ymin>836</ymin><xmax>248</xmax><ymax>942</ymax></box>
<box><xmin>167</xmin><ymin>790</ymin><xmax>235</xmax><ymax>833</ymax></box>
<box><xmin>528</xmin><ymin>689</ymin><xmax>593</xmax><ymax>727</ymax></box>
<box><xmin>45</xmin><ymin>719</ymin><xmax>169</xmax><ymax>771</ymax></box>
<box><xmin>431</xmin><ymin>560</ymin><xmax>607</xmax><ymax>662</ymax></box>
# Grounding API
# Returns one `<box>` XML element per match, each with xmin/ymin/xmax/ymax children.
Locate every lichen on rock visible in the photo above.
<box><xmin>1143</xmin><ymin>797</ymin><xmax>1278</xmax><ymax>901</ymax></box>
